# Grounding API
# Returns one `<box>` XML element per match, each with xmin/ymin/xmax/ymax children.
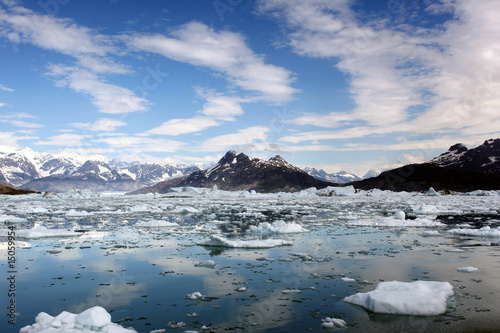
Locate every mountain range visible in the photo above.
<box><xmin>0</xmin><ymin>146</ymin><xmax>203</xmax><ymax>192</ymax></box>
<box><xmin>0</xmin><ymin>146</ymin><xmax>369</xmax><ymax>192</ymax></box>
<box><xmin>348</xmin><ymin>139</ymin><xmax>500</xmax><ymax>192</ymax></box>
<box><xmin>130</xmin><ymin>151</ymin><xmax>334</xmax><ymax>194</ymax></box>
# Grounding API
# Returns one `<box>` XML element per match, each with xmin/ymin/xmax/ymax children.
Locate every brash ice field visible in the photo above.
<box><xmin>1</xmin><ymin>187</ymin><xmax>499</xmax><ymax>332</ymax></box>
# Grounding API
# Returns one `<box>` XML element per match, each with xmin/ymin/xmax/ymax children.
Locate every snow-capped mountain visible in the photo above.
<box><xmin>0</xmin><ymin>146</ymin><xmax>200</xmax><ymax>192</ymax></box>
<box><xmin>131</xmin><ymin>151</ymin><xmax>334</xmax><ymax>194</ymax></box>
<box><xmin>431</xmin><ymin>139</ymin><xmax>500</xmax><ymax>175</ymax></box>
<box><xmin>362</xmin><ymin>169</ymin><xmax>381</xmax><ymax>179</ymax></box>
<box><xmin>303</xmin><ymin>167</ymin><xmax>362</xmax><ymax>184</ymax></box>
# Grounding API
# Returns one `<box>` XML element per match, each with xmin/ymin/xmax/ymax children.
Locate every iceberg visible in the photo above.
<box><xmin>248</xmin><ymin>220</ymin><xmax>308</xmax><ymax>234</ymax></box>
<box><xmin>134</xmin><ymin>220</ymin><xmax>179</xmax><ymax>227</ymax></box>
<box><xmin>20</xmin><ymin>306</ymin><xmax>135</xmax><ymax>333</ymax></box>
<box><xmin>198</xmin><ymin>235</ymin><xmax>292</xmax><ymax>248</ymax></box>
<box><xmin>448</xmin><ymin>226</ymin><xmax>500</xmax><ymax>237</ymax></box>
<box><xmin>0</xmin><ymin>226</ymin><xmax>80</xmax><ymax>239</ymax></box>
<box><xmin>343</xmin><ymin>280</ymin><xmax>454</xmax><ymax>316</ymax></box>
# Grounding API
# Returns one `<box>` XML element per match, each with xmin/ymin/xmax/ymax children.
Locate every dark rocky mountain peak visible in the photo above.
<box><xmin>449</xmin><ymin>143</ymin><xmax>468</xmax><ymax>153</ymax></box>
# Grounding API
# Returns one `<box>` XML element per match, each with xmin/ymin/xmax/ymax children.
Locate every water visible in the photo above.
<box><xmin>1</xmin><ymin>191</ymin><xmax>500</xmax><ymax>332</ymax></box>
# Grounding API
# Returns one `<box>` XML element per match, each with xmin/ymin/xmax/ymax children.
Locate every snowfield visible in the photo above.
<box><xmin>0</xmin><ymin>187</ymin><xmax>499</xmax><ymax>332</ymax></box>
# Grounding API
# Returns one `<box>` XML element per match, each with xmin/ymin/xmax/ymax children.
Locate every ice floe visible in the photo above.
<box><xmin>349</xmin><ymin>217</ymin><xmax>445</xmax><ymax>227</ymax></box>
<box><xmin>134</xmin><ymin>220</ymin><xmax>179</xmax><ymax>227</ymax></box>
<box><xmin>0</xmin><ymin>226</ymin><xmax>80</xmax><ymax>239</ymax></box>
<box><xmin>457</xmin><ymin>266</ymin><xmax>479</xmax><ymax>273</ymax></box>
<box><xmin>20</xmin><ymin>306</ymin><xmax>135</xmax><ymax>333</ymax></box>
<box><xmin>343</xmin><ymin>280</ymin><xmax>454</xmax><ymax>315</ymax></box>
<box><xmin>199</xmin><ymin>235</ymin><xmax>292</xmax><ymax>248</ymax></box>
<box><xmin>448</xmin><ymin>226</ymin><xmax>500</xmax><ymax>237</ymax></box>
<box><xmin>248</xmin><ymin>220</ymin><xmax>308</xmax><ymax>234</ymax></box>
<box><xmin>321</xmin><ymin>317</ymin><xmax>346</xmax><ymax>329</ymax></box>
<box><xmin>0</xmin><ymin>214</ymin><xmax>27</xmax><ymax>223</ymax></box>
<box><xmin>186</xmin><ymin>291</ymin><xmax>203</xmax><ymax>300</ymax></box>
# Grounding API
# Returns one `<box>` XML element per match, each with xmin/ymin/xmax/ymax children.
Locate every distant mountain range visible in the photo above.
<box><xmin>130</xmin><ymin>151</ymin><xmax>333</xmax><ymax>194</ymax></box>
<box><xmin>303</xmin><ymin>167</ymin><xmax>379</xmax><ymax>183</ymax></box>
<box><xmin>349</xmin><ymin>139</ymin><xmax>500</xmax><ymax>192</ymax></box>
<box><xmin>0</xmin><ymin>146</ymin><xmax>203</xmax><ymax>192</ymax></box>
<box><xmin>0</xmin><ymin>146</ymin><xmax>369</xmax><ymax>192</ymax></box>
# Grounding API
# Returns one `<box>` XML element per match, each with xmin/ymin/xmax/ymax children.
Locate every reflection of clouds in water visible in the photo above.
<box><xmin>217</xmin><ymin>292</ymin><xmax>295</xmax><ymax>331</ymax></box>
<box><xmin>68</xmin><ymin>273</ymin><xmax>144</xmax><ymax>313</ymax></box>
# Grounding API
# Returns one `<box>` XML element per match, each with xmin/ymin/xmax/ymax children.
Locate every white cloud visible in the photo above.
<box><xmin>196</xmin><ymin>126</ymin><xmax>271</xmax><ymax>152</ymax></box>
<box><xmin>259</xmin><ymin>0</ymin><xmax>500</xmax><ymax>145</ymax></box>
<box><xmin>196</xmin><ymin>88</ymin><xmax>244</xmax><ymax>121</ymax></box>
<box><xmin>0</xmin><ymin>131</ymin><xmax>37</xmax><ymax>147</ymax></box>
<box><xmin>0</xmin><ymin>6</ymin><xmax>113</xmax><ymax>56</ymax></box>
<box><xmin>144</xmin><ymin>116</ymin><xmax>220</xmax><ymax>136</ymax></box>
<box><xmin>95</xmin><ymin>135</ymin><xmax>185</xmax><ymax>153</ymax></box>
<box><xmin>1</xmin><ymin>119</ymin><xmax>44</xmax><ymax>128</ymax></box>
<box><xmin>47</xmin><ymin>65</ymin><xmax>149</xmax><ymax>114</ymax></box>
<box><xmin>128</xmin><ymin>21</ymin><xmax>299</xmax><ymax>103</ymax></box>
<box><xmin>0</xmin><ymin>83</ymin><xmax>13</xmax><ymax>92</ymax></box>
<box><xmin>35</xmin><ymin>133</ymin><xmax>88</xmax><ymax>146</ymax></box>
<box><xmin>71</xmin><ymin>118</ymin><xmax>127</xmax><ymax>132</ymax></box>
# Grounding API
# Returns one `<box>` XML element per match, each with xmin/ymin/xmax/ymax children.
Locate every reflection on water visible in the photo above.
<box><xmin>0</xmin><ymin>193</ymin><xmax>499</xmax><ymax>332</ymax></box>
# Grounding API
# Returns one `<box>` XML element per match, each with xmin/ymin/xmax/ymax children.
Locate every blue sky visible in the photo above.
<box><xmin>1</xmin><ymin>0</ymin><xmax>499</xmax><ymax>175</ymax></box>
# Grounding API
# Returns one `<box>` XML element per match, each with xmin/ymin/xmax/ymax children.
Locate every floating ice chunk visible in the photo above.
<box><xmin>134</xmin><ymin>220</ymin><xmax>179</xmax><ymax>227</ymax></box>
<box><xmin>19</xmin><ymin>306</ymin><xmax>135</xmax><ymax>333</ymax></box>
<box><xmin>75</xmin><ymin>306</ymin><xmax>111</xmax><ymax>327</ymax></box>
<box><xmin>167</xmin><ymin>321</ymin><xmax>186</xmax><ymax>329</ymax></box>
<box><xmin>199</xmin><ymin>235</ymin><xmax>292</xmax><ymax>248</ymax></box>
<box><xmin>421</xmin><ymin>230</ymin><xmax>441</xmax><ymax>236</ymax></box>
<box><xmin>66</xmin><ymin>209</ymin><xmax>93</xmax><ymax>217</ymax></box>
<box><xmin>426</xmin><ymin>187</ymin><xmax>440</xmax><ymax>196</ymax></box>
<box><xmin>281</xmin><ymin>289</ymin><xmax>301</xmax><ymax>294</ymax></box>
<box><xmin>171</xmin><ymin>206</ymin><xmax>199</xmax><ymax>214</ymax></box>
<box><xmin>194</xmin><ymin>260</ymin><xmax>217</xmax><ymax>268</ymax></box>
<box><xmin>248</xmin><ymin>220</ymin><xmax>308</xmax><ymax>234</ymax></box>
<box><xmin>350</xmin><ymin>217</ymin><xmax>444</xmax><ymax>227</ymax></box>
<box><xmin>321</xmin><ymin>317</ymin><xmax>346</xmax><ymax>329</ymax></box>
<box><xmin>414</xmin><ymin>204</ymin><xmax>438</xmax><ymax>214</ymax></box>
<box><xmin>186</xmin><ymin>292</ymin><xmax>203</xmax><ymax>300</ymax></box>
<box><xmin>457</xmin><ymin>266</ymin><xmax>479</xmax><ymax>273</ymax></box>
<box><xmin>341</xmin><ymin>277</ymin><xmax>356</xmax><ymax>282</ymax></box>
<box><xmin>448</xmin><ymin>226</ymin><xmax>500</xmax><ymax>237</ymax></box>
<box><xmin>394</xmin><ymin>211</ymin><xmax>405</xmax><ymax>220</ymax></box>
<box><xmin>0</xmin><ymin>226</ymin><xmax>79</xmax><ymax>239</ymax></box>
<box><xmin>0</xmin><ymin>215</ymin><xmax>27</xmax><ymax>223</ymax></box>
<box><xmin>235</xmin><ymin>286</ymin><xmax>248</xmax><ymax>292</ymax></box>
<box><xmin>343</xmin><ymin>280</ymin><xmax>454</xmax><ymax>316</ymax></box>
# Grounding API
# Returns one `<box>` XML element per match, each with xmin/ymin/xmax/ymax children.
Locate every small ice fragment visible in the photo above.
<box><xmin>394</xmin><ymin>211</ymin><xmax>405</xmax><ymax>220</ymax></box>
<box><xmin>167</xmin><ymin>321</ymin><xmax>186</xmax><ymax>329</ymax></box>
<box><xmin>281</xmin><ymin>289</ymin><xmax>301</xmax><ymax>294</ymax></box>
<box><xmin>186</xmin><ymin>292</ymin><xmax>203</xmax><ymax>300</ymax></box>
<box><xmin>341</xmin><ymin>277</ymin><xmax>356</xmax><ymax>282</ymax></box>
<box><xmin>194</xmin><ymin>260</ymin><xmax>217</xmax><ymax>268</ymax></box>
<box><xmin>248</xmin><ymin>220</ymin><xmax>308</xmax><ymax>234</ymax></box>
<box><xmin>321</xmin><ymin>317</ymin><xmax>346</xmax><ymax>329</ymax></box>
<box><xmin>421</xmin><ymin>230</ymin><xmax>441</xmax><ymax>236</ymax></box>
<box><xmin>235</xmin><ymin>286</ymin><xmax>248</xmax><ymax>292</ymax></box>
<box><xmin>198</xmin><ymin>235</ymin><xmax>292</xmax><ymax>248</ymax></box>
<box><xmin>457</xmin><ymin>266</ymin><xmax>479</xmax><ymax>273</ymax></box>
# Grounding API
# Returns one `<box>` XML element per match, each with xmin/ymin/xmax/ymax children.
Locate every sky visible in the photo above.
<box><xmin>0</xmin><ymin>0</ymin><xmax>499</xmax><ymax>176</ymax></box>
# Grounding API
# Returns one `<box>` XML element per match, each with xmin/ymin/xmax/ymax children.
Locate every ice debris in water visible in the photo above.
<box><xmin>457</xmin><ymin>266</ymin><xmax>479</xmax><ymax>273</ymax></box>
<box><xmin>194</xmin><ymin>260</ymin><xmax>217</xmax><ymax>268</ymax></box>
<box><xmin>448</xmin><ymin>226</ymin><xmax>500</xmax><ymax>237</ymax></box>
<box><xmin>394</xmin><ymin>211</ymin><xmax>405</xmax><ymax>220</ymax></box>
<box><xmin>134</xmin><ymin>220</ymin><xmax>179</xmax><ymax>227</ymax></box>
<box><xmin>0</xmin><ymin>215</ymin><xmax>27</xmax><ymax>223</ymax></box>
<box><xmin>198</xmin><ymin>235</ymin><xmax>292</xmax><ymax>248</ymax></box>
<box><xmin>20</xmin><ymin>306</ymin><xmax>135</xmax><ymax>333</ymax></box>
<box><xmin>343</xmin><ymin>280</ymin><xmax>454</xmax><ymax>316</ymax></box>
<box><xmin>186</xmin><ymin>292</ymin><xmax>203</xmax><ymax>300</ymax></box>
<box><xmin>349</xmin><ymin>217</ymin><xmax>444</xmax><ymax>227</ymax></box>
<box><xmin>0</xmin><ymin>226</ymin><xmax>80</xmax><ymax>239</ymax></box>
<box><xmin>170</xmin><ymin>206</ymin><xmax>199</xmax><ymax>214</ymax></box>
<box><xmin>248</xmin><ymin>220</ymin><xmax>308</xmax><ymax>234</ymax></box>
<box><xmin>321</xmin><ymin>317</ymin><xmax>346</xmax><ymax>329</ymax></box>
